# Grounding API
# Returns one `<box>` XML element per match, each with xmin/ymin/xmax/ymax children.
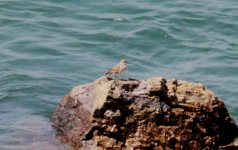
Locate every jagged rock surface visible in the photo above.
<box><xmin>51</xmin><ymin>76</ymin><xmax>238</xmax><ymax>150</ymax></box>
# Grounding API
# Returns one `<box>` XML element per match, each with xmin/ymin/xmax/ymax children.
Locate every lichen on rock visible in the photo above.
<box><xmin>51</xmin><ymin>76</ymin><xmax>238</xmax><ymax>150</ymax></box>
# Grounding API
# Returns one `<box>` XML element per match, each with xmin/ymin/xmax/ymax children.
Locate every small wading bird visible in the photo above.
<box><xmin>105</xmin><ymin>59</ymin><xmax>128</xmax><ymax>79</ymax></box>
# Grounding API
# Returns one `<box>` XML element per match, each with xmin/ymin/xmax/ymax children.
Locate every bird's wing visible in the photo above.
<box><xmin>105</xmin><ymin>64</ymin><xmax>119</xmax><ymax>75</ymax></box>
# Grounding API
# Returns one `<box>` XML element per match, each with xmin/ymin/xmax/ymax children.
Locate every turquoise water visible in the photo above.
<box><xmin>1</xmin><ymin>0</ymin><xmax>238</xmax><ymax>149</ymax></box>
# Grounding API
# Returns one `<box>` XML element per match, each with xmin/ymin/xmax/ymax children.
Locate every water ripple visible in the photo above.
<box><xmin>1</xmin><ymin>0</ymin><xmax>238</xmax><ymax>149</ymax></box>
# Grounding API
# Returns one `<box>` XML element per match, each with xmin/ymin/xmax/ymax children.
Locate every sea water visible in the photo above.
<box><xmin>0</xmin><ymin>0</ymin><xmax>238</xmax><ymax>149</ymax></box>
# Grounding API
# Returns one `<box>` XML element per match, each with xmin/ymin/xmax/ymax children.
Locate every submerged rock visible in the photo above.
<box><xmin>51</xmin><ymin>76</ymin><xmax>238</xmax><ymax>150</ymax></box>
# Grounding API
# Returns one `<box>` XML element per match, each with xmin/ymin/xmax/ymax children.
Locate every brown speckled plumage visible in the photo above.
<box><xmin>105</xmin><ymin>59</ymin><xmax>128</xmax><ymax>77</ymax></box>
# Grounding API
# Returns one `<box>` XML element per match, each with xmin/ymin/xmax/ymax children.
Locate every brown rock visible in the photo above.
<box><xmin>51</xmin><ymin>76</ymin><xmax>238</xmax><ymax>149</ymax></box>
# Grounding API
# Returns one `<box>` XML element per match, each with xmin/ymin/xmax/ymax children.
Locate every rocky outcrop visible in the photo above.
<box><xmin>51</xmin><ymin>76</ymin><xmax>238</xmax><ymax>150</ymax></box>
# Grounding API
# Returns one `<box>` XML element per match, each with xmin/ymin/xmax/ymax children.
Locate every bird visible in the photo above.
<box><xmin>105</xmin><ymin>59</ymin><xmax>128</xmax><ymax>79</ymax></box>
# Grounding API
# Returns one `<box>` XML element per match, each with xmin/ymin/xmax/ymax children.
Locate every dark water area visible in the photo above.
<box><xmin>0</xmin><ymin>0</ymin><xmax>238</xmax><ymax>149</ymax></box>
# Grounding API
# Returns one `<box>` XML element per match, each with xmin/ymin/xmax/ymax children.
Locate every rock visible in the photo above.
<box><xmin>51</xmin><ymin>76</ymin><xmax>238</xmax><ymax>150</ymax></box>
